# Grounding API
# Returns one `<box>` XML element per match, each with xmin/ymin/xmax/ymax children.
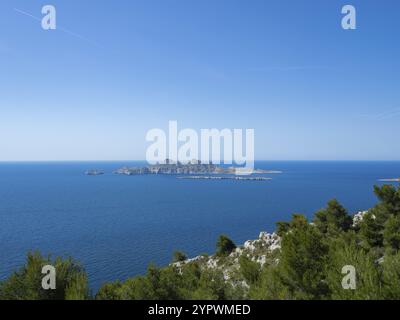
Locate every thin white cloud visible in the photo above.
<box><xmin>247</xmin><ymin>65</ymin><xmax>333</xmax><ymax>72</ymax></box>
<box><xmin>14</xmin><ymin>8</ymin><xmax>41</xmax><ymax>21</ymax></box>
<box><xmin>359</xmin><ymin>108</ymin><xmax>400</xmax><ymax>120</ymax></box>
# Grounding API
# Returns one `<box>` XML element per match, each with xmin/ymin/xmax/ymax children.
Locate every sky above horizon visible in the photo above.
<box><xmin>1</xmin><ymin>0</ymin><xmax>400</xmax><ymax>161</ymax></box>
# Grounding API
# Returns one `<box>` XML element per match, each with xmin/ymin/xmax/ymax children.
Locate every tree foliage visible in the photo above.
<box><xmin>216</xmin><ymin>235</ymin><xmax>236</xmax><ymax>257</ymax></box>
<box><xmin>0</xmin><ymin>252</ymin><xmax>89</xmax><ymax>300</ymax></box>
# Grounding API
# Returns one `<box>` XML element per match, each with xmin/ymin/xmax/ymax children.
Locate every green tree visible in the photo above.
<box><xmin>0</xmin><ymin>252</ymin><xmax>88</xmax><ymax>300</ymax></box>
<box><xmin>216</xmin><ymin>235</ymin><xmax>236</xmax><ymax>256</ymax></box>
<box><xmin>248</xmin><ymin>265</ymin><xmax>290</xmax><ymax>300</ymax></box>
<box><xmin>65</xmin><ymin>273</ymin><xmax>90</xmax><ymax>300</ymax></box>
<box><xmin>374</xmin><ymin>184</ymin><xmax>400</xmax><ymax>218</ymax></box>
<box><xmin>278</xmin><ymin>214</ymin><xmax>329</xmax><ymax>299</ymax></box>
<box><xmin>276</xmin><ymin>221</ymin><xmax>290</xmax><ymax>237</ymax></box>
<box><xmin>239</xmin><ymin>256</ymin><xmax>261</xmax><ymax>285</ymax></box>
<box><xmin>314</xmin><ymin>199</ymin><xmax>353</xmax><ymax>234</ymax></box>
<box><xmin>383</xmin><ymin>215</ymin><xmax>400</xmax><ymax>254</ymax></box>
<box><xmin>115</xmin><ymin>264</ymin><xmax>182</xmax><ymax>300</ymax></box>
<box><xmin>95</xmin><ymin>281</ymin><xmax>123</xmax><ymax>300</ymax></box>
<box><xmin>176</xmin><ymin>263</ymin><xmax>202</xmax><ymax>299</ymax></box>
<box><xmin>359</xmin><ymin>211</ymin><xmax>383</xmax><ymax>249</ymax></box>
<box><xmin>191</xmin><ymin>269</ymin><xmax>227</xmax><ymax>300</ymax></box>
<box><xmin>172</xmin><ymin>251</ymin><xmax>188</xmax><ymax>263</ymax></box>
<box><xmin>381</xmin><ymin>252</ymin><xmax>400</xmax><ymax>299</ymax></box>
<box><xmin>325</xmin><ymin>239</ymin><xmax>381</xmax><ymax>299</ymax></box>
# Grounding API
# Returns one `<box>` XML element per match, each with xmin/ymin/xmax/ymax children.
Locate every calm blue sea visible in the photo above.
<box><xmin>0</xmin><ymin>161</ymin><xmax>399</xmax><ymax>290</ymax></box>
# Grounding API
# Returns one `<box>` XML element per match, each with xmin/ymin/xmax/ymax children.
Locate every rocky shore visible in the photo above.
<box><xmin>173</xmin><ymin>210</ymin><xmax>368</xmax><ymax>288</ymax></box>
<box><xmin>172</xmin><ymin>231</ymin><xmax>281</xmax><ymax>288</ymax></box>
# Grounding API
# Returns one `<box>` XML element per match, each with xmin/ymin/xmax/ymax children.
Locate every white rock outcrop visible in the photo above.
<box><xmin>242</xmin><ymin>232</ymin><xmax>281</xmax><ymax>254</ymax></box>
<box><xmin>173</xmin><ymin>231</ymin><xmax>281</xmax><ymax>278</ymax></box>
<box><xmin>352</xmin><ymin>210</ymin><xmax>375</xmax><ymax>227</ymax></box>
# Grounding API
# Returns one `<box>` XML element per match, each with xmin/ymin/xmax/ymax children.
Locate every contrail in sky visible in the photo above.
<box><xmin>13</xmin><ymin>8</ymin><xmax>100</xmax><ymax>48</ymax></box>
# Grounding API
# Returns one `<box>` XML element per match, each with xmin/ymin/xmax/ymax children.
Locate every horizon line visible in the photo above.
<box><xmin>1</xmin><ymin>159</ymin><xmax>400</xmax><ymax>163</ymax></box>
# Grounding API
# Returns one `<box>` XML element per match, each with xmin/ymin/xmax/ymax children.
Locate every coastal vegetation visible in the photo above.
<box><xmin>1</xmin><ymin>184</ymin><xmax>400</xmax><ymax>300</ymax></box>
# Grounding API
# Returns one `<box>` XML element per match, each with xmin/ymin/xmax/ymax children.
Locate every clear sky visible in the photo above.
<box><xmin>1</xmin><ymin>0</ymin><xmax>399</xmax><ymax>161</ymax></box>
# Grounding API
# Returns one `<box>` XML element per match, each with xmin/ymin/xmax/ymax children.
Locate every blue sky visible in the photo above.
<box><xmin>1</xmin><ymin>0</ymin><xmax>400</xmax><ymax>161</ymax></box>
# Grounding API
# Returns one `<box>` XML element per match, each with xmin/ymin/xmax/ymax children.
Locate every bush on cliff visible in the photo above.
<box><xmin>216</xmin><ymin>235</ymin><xmax>236</xmax><ymax>257</ymax></box>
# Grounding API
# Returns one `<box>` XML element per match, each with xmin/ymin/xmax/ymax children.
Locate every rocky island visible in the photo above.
<box><xmin>84</xmin><ymin>169</ymin><xmax>104</xmax><ymax>176</ymax></box>
<box><xmin>113</xmin><ymin>159</ymin><xmax>281</xmax><ymax>176</ymax></box>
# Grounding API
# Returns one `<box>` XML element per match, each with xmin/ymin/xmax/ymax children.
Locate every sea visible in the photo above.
<box><xmin>0</xmin><ymin>161</ymin><xmax>399</xmax><ymax>291</ymax></box>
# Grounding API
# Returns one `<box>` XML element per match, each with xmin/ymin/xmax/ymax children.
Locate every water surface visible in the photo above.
<box><xmin>0</xmin><ymin>161</ymin><xmax>399</xmax><ymax>290</ymax></box>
